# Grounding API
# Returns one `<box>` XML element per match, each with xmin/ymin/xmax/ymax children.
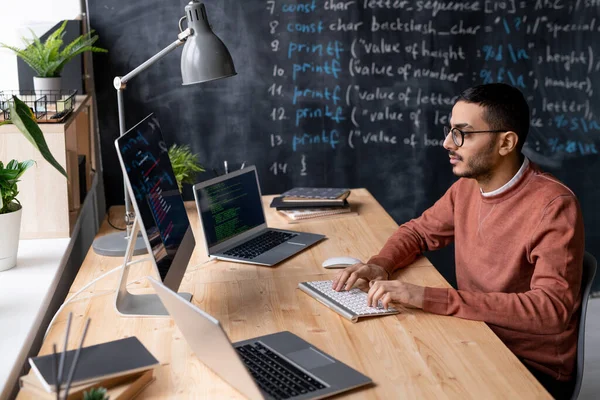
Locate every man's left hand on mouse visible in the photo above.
<box><xmin>367</xmin><ymin>280</ymin><xmax>425</xmax><ymax>310</ymax></box>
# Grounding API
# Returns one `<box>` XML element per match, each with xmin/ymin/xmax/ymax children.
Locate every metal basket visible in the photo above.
<box><xmin>0</xmin><ymin>89</ymin><xmax>77</xmax><ymax>123</ymax></box>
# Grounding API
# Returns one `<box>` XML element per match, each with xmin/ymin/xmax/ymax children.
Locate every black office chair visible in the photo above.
<box><xmin>571</xmin><ymin>251</ymin><xmax>598</xmax><ymax>400</ymax></box>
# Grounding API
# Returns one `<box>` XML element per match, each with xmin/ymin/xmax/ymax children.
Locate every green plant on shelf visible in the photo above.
<box><xmin>0</xmin><ymin>20</ymin><xmax>107</xmax><ymax>78</ymax></box>
<box><xmin>0</xmin><ymin>96</ymin><xmax>67</xmax><ymax>214</ymax></box>
<box><xmin>168</xmin><ymin>144</ymin><xmax>205</xmax><ymax>192</ymax></box>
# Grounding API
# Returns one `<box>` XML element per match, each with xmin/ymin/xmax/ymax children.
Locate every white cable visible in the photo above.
<box><xmin>44</xmin><ymin>258</ymin><xmax>151</xmax><ymax>340</ymax></box>
<box><xmin>44</xmin><ymin>256</ymin><xmax>218</xmax><ymax>340</ymax></box>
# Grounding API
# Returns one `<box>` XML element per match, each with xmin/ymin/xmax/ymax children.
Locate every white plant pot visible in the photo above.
<box><xmin>33</xmin><ymin>76</ymin><xmax>62</xmax><ymax>100</ymax></box>
<box><xmin>0</xmin><ymin>204</ymin><xmax>22</xmax><ymax>272</ymax></box>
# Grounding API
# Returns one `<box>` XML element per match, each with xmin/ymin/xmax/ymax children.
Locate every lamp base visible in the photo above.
<box><xmin>92</xmin><ymin>231</ymin><xmax>147</xmax><ymax>257</ymax></box>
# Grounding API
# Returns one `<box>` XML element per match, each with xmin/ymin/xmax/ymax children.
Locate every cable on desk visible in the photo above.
<box><xmin>106</xmin><ymin>208</ymin><xmax>126</xmax><ymax>231</ymax></box>
<box><xmin>44</xmin><ymin>256</ymin><xmax>219</xmax><ymax>340</ymax></box>
<box><xmin>44</xmin><ymin>258</ymin><xmax>151</xmax><ymax>340</ymax></box>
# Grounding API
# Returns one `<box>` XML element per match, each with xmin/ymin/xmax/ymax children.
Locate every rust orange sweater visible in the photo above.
<box><xmin>368</xmin><ymin>162</ymin><xmax>584</xmax><ymax>381</ymax></box>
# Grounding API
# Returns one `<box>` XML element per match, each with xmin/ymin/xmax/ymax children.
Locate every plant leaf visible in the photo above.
<box><xmin>9</xmin><ymin>96</ymin><xmax>67</xmax><ymax>178</ymax></box>
<box><xmin>0</xmin><ymin>21</ymin><xmax>106</xmax><ymax>77</ymax></box>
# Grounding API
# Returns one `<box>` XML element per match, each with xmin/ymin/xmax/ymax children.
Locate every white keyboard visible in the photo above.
<box><xmin>298</xmin><ymin>280</ymin><xmax>399</xmax><ymax>322</ymax></box>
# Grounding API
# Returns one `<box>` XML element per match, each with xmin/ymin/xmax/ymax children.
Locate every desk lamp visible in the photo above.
<box><xmin>93</xmin><ymin>0</ymin><xmax>236</xmax><ymax>256</ymax></box>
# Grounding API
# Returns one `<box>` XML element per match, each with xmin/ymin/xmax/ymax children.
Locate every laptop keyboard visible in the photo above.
<box><xmin>223</xmin><ymin>231</ymin><xmax>297</xmax><ymax>260</ymax></box>
<box><xmin>236</xmin><ymin>342</ymin><xmax>326</xmax><ymax>399</ymax></box>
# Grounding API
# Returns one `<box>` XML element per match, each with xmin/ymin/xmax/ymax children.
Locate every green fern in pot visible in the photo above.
<box><xmin>168</xmin><ymin>144</ymin><xmax>205</xmax><ymax>192</ymax></box>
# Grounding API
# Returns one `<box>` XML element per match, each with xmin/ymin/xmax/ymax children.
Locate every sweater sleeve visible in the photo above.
<box><xmin>367</xmin><ymin>183</ymin><xmax>456</xmax><ymax>275</ymax></box>
<box><xmin>423</xmin><ymin>195</ymin><xmax>585</xmax><ymax>335</ymax></box>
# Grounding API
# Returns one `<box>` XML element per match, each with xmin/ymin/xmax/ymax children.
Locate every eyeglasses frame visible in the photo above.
<box><xmin>443</xmin><ymin>126</ymin><xmax>508</xmax><ymax>147</ymax></box>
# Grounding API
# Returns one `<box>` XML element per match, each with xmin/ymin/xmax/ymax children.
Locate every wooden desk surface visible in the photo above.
<box><xmin>19</xmin><ymin>189</ymin><xmax>550</xmax><ymax>399</ymax></box>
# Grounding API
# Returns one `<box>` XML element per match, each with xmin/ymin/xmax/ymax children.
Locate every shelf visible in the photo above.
<box><xmin>0</xmin><ymin>95</ymin><xmax>95</xmax><ymax>239</ymax></box>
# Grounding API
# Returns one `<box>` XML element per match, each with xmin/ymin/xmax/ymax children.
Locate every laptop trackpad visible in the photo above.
<box><xmin>286</xmin><ymin>348</ymin><xmax>335</xmax><ymax>370</ymax></box>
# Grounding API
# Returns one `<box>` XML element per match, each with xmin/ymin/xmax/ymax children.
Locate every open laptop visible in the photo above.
<box><xmin>193</xmin><ymin>166</ymin><xmax>324</xmax><ymax>266</ymax></box>
<box><xmin>148</xmin><ymin>276</ymin><xmax>372</xmax><ymax>400</ymax></box>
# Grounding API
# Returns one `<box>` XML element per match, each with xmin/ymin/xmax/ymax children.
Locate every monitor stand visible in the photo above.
<box><xmin>115</xmin><ymin>218</ymin><xmax>192</xmax><ymax>317</ymax></box>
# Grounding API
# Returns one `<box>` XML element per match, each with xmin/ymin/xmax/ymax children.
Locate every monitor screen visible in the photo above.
<box><xmin>195</xmin><ymin>169</ymin><xmax>265</xmax><ymax>247</ymax></box>
<box><xmin>117</xmin><ymin>114</ymin><xmax>192</xmax><ymax>281</ymax></box>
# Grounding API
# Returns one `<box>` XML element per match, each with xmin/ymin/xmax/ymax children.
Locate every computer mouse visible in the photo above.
<box><xmin>322</xmin><ymin>256</ymin><xmax>362</xmax><ymax>269</ymax></box>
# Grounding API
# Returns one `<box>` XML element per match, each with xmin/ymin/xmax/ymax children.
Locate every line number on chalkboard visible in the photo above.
<box><xmin>271</xmin><ymin>107</ymin><xmax>286</xmax><ymax>121</ymax></box>
<box><xmin>266</xmin><ymin>1</ymin><xmax>275</xmax><ymax>15</ymax></box>
<box><xmin>273</xmin><ymin>65</ymin><xmax>284</xmax><ymax>77</ymax></box>
<box><xmin>268</xmin><ymin>84</ymin><xmax>283</xmax><ymax>96</ymax></box>
<box><xmin>271</xmin><ymin>134</ymin><xmax>283</xmax><ymax>147</ymax></box>
<box><xmin>269</xmin><ymin>162</ymin><xmax>288</xmax><ymax>176</ymax></box>
<box><xmin>271</xmin><ymin>40</ymin><xmax>279</xmax><ymax>52</ymax></box>
<box><xmin>269</xmin><ymin>20</ymin><xmax>279</xmax><ymax>34</ymax></box>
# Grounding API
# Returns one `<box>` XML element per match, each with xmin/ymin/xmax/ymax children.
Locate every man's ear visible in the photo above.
<box><xmin>498</xmin><ymin>131</ymin><xmax>519</xmax><ymax>156</ymax></box>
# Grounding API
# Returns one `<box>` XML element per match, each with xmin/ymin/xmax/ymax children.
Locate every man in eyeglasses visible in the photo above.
<box><xmin>333</xmin><ymin>83</ymin><xmax>583</xmax><ymax>399</ymax></box>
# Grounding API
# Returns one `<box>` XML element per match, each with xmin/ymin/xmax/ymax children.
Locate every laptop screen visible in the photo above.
<box><xmin>196</xmin><ymin>169</ymin><xmax>266</xmax><ymax>247</ymax></box>
<box><xmin>117</xmin><ymin>114</ymin><xmax>191</xmax><ymax>280</ymax></box>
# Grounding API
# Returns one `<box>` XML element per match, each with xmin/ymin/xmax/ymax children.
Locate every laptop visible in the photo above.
<box><xmin>193</xmin><ymin>166</ymin><xmax>325</xmax><ymax>266</ymax></box>
<box><xmin>148</xmin><ymin>276</ymin><xmax>372</xmax><ymax>400</ymax></box>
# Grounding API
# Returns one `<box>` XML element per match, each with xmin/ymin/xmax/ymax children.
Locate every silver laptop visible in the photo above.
<box><xmin>193</xmin><ymin>166</ymin><xmax>324</xmax><ymax>266</ymax></box>
<box><xmin>149</xmin><ymin>277</ymin><xmax>372</xmax><ymax>400</ymax></box>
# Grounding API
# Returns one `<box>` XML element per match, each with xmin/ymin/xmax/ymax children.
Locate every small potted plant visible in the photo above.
<box><xmin>0</xmin><ymin>96</ymin><xmax>67</xmax><ymax>271</ymax></box>
<box><xmin>168</xmin><ymin>144</ymin><xmax>205</xmax><ymax>192</ymax></box>
<box><xmin>0</xmin><ymin>20</ymin><xmax>107</xmax><ymax>96</ymax></box>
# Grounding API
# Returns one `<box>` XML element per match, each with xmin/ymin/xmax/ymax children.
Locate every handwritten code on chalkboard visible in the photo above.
<box><xmin>90</xmin><ymin>0</ymin><xmax>600</xmax><ymax>290</ymax></box>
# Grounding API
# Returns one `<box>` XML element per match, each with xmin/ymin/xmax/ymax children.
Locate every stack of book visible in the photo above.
<box><xmin>271</xmin><ymin>188</ymin><xmax>356</xmax><ymax>223</ymax></box>
<box><xmin>20</xmin><ymin>337</ymin><xmax>159</xmax><ymax>400</ymax></box>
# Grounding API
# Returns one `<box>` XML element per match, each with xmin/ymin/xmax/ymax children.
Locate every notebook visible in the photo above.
<box><xmin>279</xmin><ymin>207</ymin><xmax>356</xmax><ymax>222</ymax></box>
<box><xmin>20</xmin><ymin>369</ymin><xmax>154</xmax><ymax>400</ymax></box>
<box><xmin>281</xmin><ymin>187</ymin><xmax>350</xmax><ymax>199</ymax></box>
<box><xmin>282</xmin><ymin>191</ymin><xmax>350</xmax><ymax>203</ymax></box>
<box><xmin>270</xmin><ymin>196</ymin><xmax>349</xmax><ymax>210</ymax></box>
<box><xmin>28</xmin><ymin>337</ymin><xmax>159</xmax><ymax>392</ymax></box>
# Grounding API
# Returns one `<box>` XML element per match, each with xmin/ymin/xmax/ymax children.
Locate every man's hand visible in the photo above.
<box><xmin>332</xmin><ymin>263</ymin><xmax>389</xmax><ymax>292</ymax></box>
<box><xmin>367</xmin><ymin>280</ymin><xmax>425</xmax><ymax>310</ymax></box>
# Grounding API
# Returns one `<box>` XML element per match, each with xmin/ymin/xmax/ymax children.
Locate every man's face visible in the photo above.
<box><xmin>444</xmin><ymin>101</ymin><xmax>498</xmax><ymax>180</ymax></box>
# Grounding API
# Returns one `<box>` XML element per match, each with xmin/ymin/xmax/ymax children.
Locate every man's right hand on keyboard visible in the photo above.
<box><xmin>332</xmin><ymin>263</ymin><xmax>389</xmax><ymax>292</ymax></box>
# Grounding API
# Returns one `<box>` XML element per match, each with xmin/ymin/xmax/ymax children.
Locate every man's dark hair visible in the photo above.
<box><xmin>458</xmin><ymin>83</ymin><xmax>530</xmax><ymax>152</ymax></box>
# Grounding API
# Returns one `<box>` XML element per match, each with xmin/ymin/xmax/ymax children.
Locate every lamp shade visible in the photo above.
<box><xmin>181</xmin><ymin>1</ymin><xmax>237</xmax><ymax>85</ymax></box>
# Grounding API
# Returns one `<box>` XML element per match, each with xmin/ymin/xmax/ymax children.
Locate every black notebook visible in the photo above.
<box><xmin>281</xmin><ymin>187</ymin><xmax>350</xmax><ymax>199</ymax></box>
<box><xmin>270</xmin><ymin>196</ymin><xmax>349</xmax><ymax>210</ymax></box>
<box><xmin>29</xmin><ymin>336</ymin><xmax>159</xmax><ymax>392</ymax></box>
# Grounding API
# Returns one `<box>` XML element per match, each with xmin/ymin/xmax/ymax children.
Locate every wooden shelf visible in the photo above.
<box><xmin>0</xmin><ymin>95</ymin><xmax>95</xmax><ymax>239</ymax></box>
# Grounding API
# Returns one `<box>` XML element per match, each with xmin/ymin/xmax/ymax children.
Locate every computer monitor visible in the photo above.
<box><xmin>115</xmin><ymin>113</ymin><xmax>195</xmax><ymax>294</ymax></box>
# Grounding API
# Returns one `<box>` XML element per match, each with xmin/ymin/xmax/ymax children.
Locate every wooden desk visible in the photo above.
<box><xmin>18</xmin><ymin>189</ymin><xmax>550</xmax><ymax>399</ymax></box>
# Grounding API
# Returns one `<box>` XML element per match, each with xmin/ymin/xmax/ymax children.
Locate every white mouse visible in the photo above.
<box><xmin>322</xmin><ymin>256</ymin><xmax>362</xmax><ymax>269</ymax></box>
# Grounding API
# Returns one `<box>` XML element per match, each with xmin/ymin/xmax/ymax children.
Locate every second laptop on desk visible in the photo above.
<box><xmin>193</xmin><ymin>166</ymin><xmax>324</xmax><ymax>266</ymax></box>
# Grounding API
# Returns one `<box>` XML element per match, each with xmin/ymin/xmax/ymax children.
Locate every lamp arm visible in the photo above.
<box><xmin>113</xmin><ymin>28</ymin><xmax>193</xmax><ymax>238</ymax></box>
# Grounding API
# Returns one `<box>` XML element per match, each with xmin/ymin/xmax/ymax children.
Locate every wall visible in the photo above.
<box><xmin>0</xmin><ymin>0</ymin><xmax>82</xmax><ymax>91</ymax></box>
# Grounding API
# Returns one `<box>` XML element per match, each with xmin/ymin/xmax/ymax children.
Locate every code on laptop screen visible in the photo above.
<box><xmin>196</xmin><ymin>170</ymin><xmax>265</xmax><ymax>247</ymax></box>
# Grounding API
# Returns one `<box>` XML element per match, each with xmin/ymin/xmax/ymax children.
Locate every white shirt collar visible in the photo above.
<box><xmin>481</xmin><ymin>157</ymin><xmax>529</xmax><ymax>197</ymax></box>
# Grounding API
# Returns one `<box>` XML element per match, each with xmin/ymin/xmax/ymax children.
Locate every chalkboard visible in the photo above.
<box><xmin>89</xmin><ymin>0</ymin><xmax>600</xmax><ymax>292</ymax></box>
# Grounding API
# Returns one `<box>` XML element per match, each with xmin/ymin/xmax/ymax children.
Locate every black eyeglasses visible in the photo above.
<box><xmin>443</xmin><ymin>126</ymin><xmax>507</xmax><ymax>147</ymax></box>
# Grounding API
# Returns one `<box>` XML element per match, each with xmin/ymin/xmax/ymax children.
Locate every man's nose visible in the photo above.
<box><xmin>443</xmin><ymin>132</ymin><xmax>457</xmax><ymax>151</ymax></box>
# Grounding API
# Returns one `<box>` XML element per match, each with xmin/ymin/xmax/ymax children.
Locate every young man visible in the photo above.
<box><xmin>333</xmin><ymin>83</ymin><xmax>584</xmax><ymax>399</ymax></box>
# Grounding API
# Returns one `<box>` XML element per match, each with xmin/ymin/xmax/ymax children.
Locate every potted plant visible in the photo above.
<box><xmin>0</xmin><ymin>96</ymin><xmax>67</xmax><ymax>271</ymax></box>
<box><xmin>168</xmin><ymin>144</ymin><xmax>205</xmax><ymax>192</ymax></box>
<box><xmin>0</xmin><ymin>20</ymin><xmax>107</xmax><ymax>96</ymax></box>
